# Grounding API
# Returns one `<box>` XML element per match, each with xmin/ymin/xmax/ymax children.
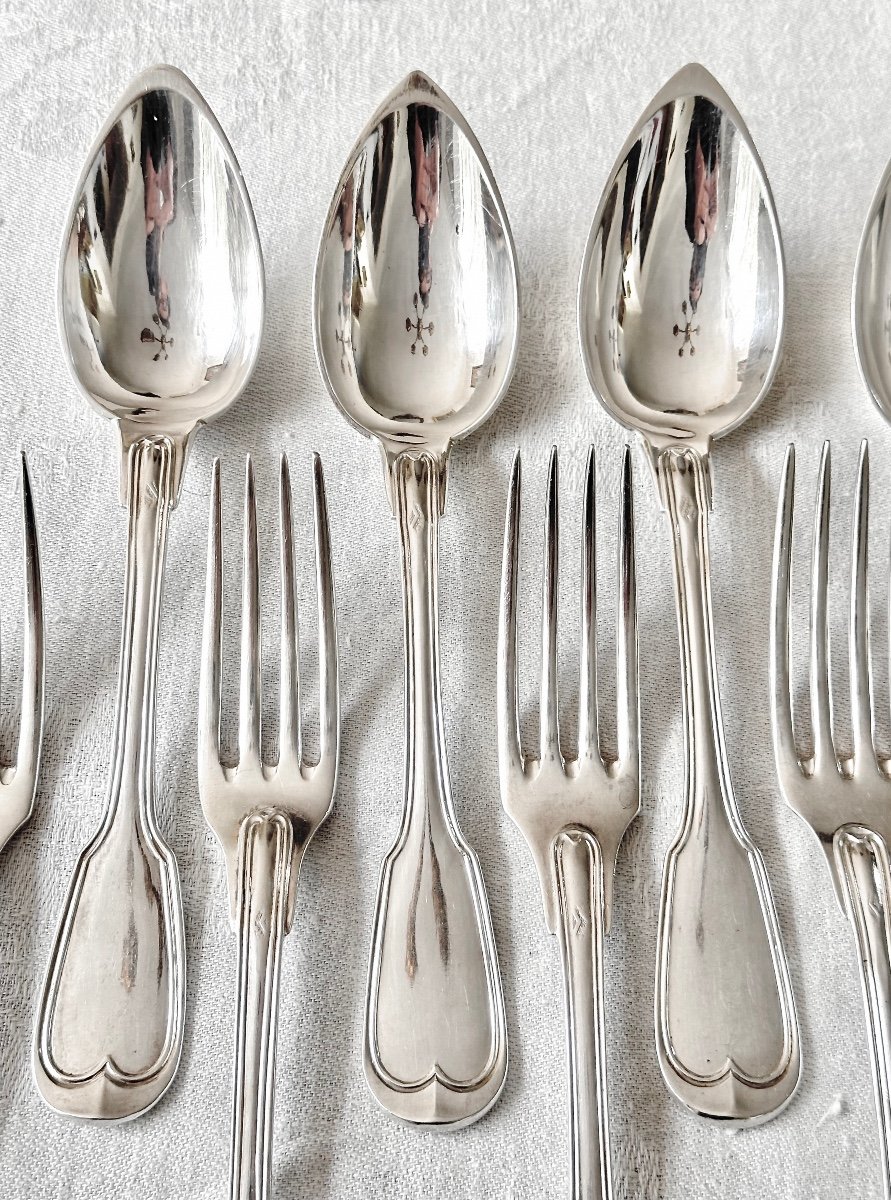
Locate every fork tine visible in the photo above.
<box><xmin>239</xmin><ymin>456</ymin><xmax>262</xmax><ymax>767</ymax></box>
<box><xmin>199</xmin><ymin>458</ymin><xmax>224</xmax><ymax>779</ymax></box>
<box><xmin>14</xmin><ymin>452</ymin><xmax>43</xmax><ymax>783</ymax></box>
<box><xmin>313</xmin><ymin>453</ymin><xmax>338</xmax><ymax>776</ymax></box>
<box><xmin>278</xmin><ymin>454</ymin><xmax>301</xmax><ymax>770</ymax></box>
<box><xmin>850</xmin><ymin>441</ymin><xmax>875</xmax><ymax>770</ymax></box>
<box><xmin>498</xmin><ymin>451</ymin><xmax>525</xmax><ymax>779</ymax></box>
<box><xmin>615</xmin><ymin>445</ymin><xmax>638</xmax><ymax>779</ymax></box>
<box><xmin>809</xmin><ymin>441</ymin><xmax>836</xmax><ymax>773</ymax></box>
<box><xmin>770</xmin><ymin>444</ymin><xmax>802</xmax><ymax>781</ymax></box>
<box><xmin>540</xmin><ymin>447</ymin><xmax>561</xmax><ymax>759</ymax></box>
<box><xmin>578</xmin><ymin>446</ymin><xmax>599</xmax><ymax>763</ymax></box>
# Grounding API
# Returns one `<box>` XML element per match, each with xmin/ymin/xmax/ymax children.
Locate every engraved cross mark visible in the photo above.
<box><xmin>673</xmin><ymin>300</ymin><xmax>700</xmax><ymax>357</ymax></box>
<box><xmin>336</xmin><ymin>300</ymin><xmax>353</xmax><ymax>376</ymax></box>
<box><xmin>141</xmin><ymin>313</ymin><xmax>174</xmax><ymax>361</ymax></box>
<box><xmin>406</xmin><ymin>292</ymin><xmax>434</xmax><ymax>356</ymax></box>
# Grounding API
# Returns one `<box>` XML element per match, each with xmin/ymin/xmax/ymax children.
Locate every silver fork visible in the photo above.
<box><xmin>498</xmin><ymin>446</ymin><xmax>638</xmax><ymax>1200</ymax></box>
<box><xmin>772</xmin><ymin>440</ymin><xmax>891</xmax><ymax>1197</ymax></box>
<box><xmin>0</xmin><ymin>453</ymin><xmax>43</xmax><ymax>852</ymax></box>
<box><xmin>199</xmin><ymin>454</ymin><xmax>338</xmax><ymax>1200</ymax></box>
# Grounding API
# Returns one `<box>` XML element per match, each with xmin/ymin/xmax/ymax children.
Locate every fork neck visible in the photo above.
<box><xmin>106</xmin><ymin>435</ymin><xmax>175</xmax><ymax>829</ymax></box>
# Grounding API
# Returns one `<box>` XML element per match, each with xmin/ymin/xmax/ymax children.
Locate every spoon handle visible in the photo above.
<box><xmin>653</xmin><ymin>446</ymin><xmax>799</xmax><ymax>1123</ymax></box>
<box><xmin>34</xmin><ymin>436</ymin><xmax>185</xmax><ymax>1121</ymax></box>
<box><xmin>836</xmin><ymin>828</ymin><xmax>891</xmax><ymax>1198</ymax></box>
<box><xmin>555</xmin><ymin>830</ymin><xmax>611</xmax><ymax>1200</ymax></box>
<box><xmin>230</xmin><ymin>811</ymin><xmax>293</xmax><ymax>1200</ymax></box>
<box><xmin>363</xmin><ymin>451</ymin><xmax>507</xmax><ymax>1128</ymax></box>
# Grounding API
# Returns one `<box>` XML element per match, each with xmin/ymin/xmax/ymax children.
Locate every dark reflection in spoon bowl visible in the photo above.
<box><xmin>61</xmin><ymin>70</ymin><xmax>264</xmax><ymax>433</ymax></box>
<box><xmin>315</xmin><ymin>72</ymin><xmax>519</xmax><ymax>456</ymax></box>
<box><xmin>580</xmin><ymin>76</ymin><xmax>783</xmax><ymax>447</ymax></box>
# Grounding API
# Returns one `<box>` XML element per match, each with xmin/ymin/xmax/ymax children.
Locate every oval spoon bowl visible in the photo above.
<box><xmin>579</xmin><ymin>63</ymin><xmax>784</xmax><ymax>451</ymax></box>
<box><xmin>313</xmin><ymin>70</ymin><xmax>519</xmax><ymax>461</ymax></box>
<box><xmin>59</xmin><ymin>64</ymin><xmax>265</xmax><ymax>440</ymax></box>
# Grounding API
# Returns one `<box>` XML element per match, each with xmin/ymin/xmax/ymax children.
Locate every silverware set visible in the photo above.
<box><xmin>2</xmin><ymin>52</ymin><xmax>891</xmax><ymax>1200</ymax></box>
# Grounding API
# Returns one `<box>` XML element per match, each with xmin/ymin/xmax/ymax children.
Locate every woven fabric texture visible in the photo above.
<box><xmin>0</xmin><ymin>0</ymin><xmax>886</xmax><ymax>1195</ymax></box>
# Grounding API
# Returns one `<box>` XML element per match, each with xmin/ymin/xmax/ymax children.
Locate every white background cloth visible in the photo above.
<box><xmin>0</xmin><ymin>0</ymin><xmax>886</xmax><ymax>1196</ymax></box>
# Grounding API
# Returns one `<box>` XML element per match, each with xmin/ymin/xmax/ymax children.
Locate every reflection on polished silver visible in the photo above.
<box><xmin>35</xmin><ymin>66</ymin><xmax>264</xmax><ymax>1121</ymax></box>
<box><xmin>498</xmin><ymin>448</ymin><xmax>638</xmax><ymax>1200</ymax></box>
<box><xmin>771</xmin><ymin>443</ymin><xmax>891</xmax><ymax>1198</ymax></box>
<box><xmin>579</xmin><ymin>63</ymin><xmax>799</xmax><ymax>1122</ymax></box>
<box><xmin>853</xmin><ymin>153</ymin><xmax>891</xmax><ymax>425</ymax></box>
<box><xmin>314</xmin><ymin>71</ymin><xmax>518</xmax><ymax>1127</ymax></box>
<box><xmin>0</xmin><ymin>455</ymin><xmax>44</xmax><ymax>853</ymax></box>
<box><xmin>199</xmin><ymin>457</ymin><xmax>337</xmax><ymax>1200</ymax></box>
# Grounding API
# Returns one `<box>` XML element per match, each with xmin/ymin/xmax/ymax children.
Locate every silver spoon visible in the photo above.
<box><xmin>578</xmin><ymin>63</ymin><xmax>800</xmax><ymax>1123</ymax></box>
<box><xmin>849</xmin><ymin>150</ymin><xmax>891</xmax><ymax>1191</ymax></box>
<box><xmin>34</xmin><ymin>65</ymin><xmax>264</xmax><ymax>1121</ymax></box>
<box><xmin>314</xmin><ymin>70</ymin><xmax>517</xmax><ymax>1128</ymax></box>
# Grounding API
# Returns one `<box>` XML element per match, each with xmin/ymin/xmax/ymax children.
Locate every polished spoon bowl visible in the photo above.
<box><xmin>579</xmin><ymin>63</ymin><xmax>800</xmax><ymax>1123</ymax></box>
<box><xmin>854</xmin><ymin>154</ymin><xmax>891</xmax><ymax>424</ymax></box>
<box><xmin>314</xmin><ymin>70</ymin><xmax>518</xmax><ymax>1128</ymax></box>
<box><xmin>34</xmin><ymin>65</ymin><xmax>264</xmax><ymax>1121</ymax></box>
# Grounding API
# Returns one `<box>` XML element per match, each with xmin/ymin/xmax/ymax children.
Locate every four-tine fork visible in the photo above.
<box><xmin>0</xmin><ymin>454</ymin><xmax>43</xmax><ymax>853</ymax></box>
<box><xmin>199</xmin><ymin>454</ymin><xmax>338</xmax><ymax>1200</ymax></box>
<box><xmin>498</xmin><ymin>446</ymin><xmax>638</xmax><ymax>1200</ymax></box>
<box><xmin>772</xmin><ymin>440</ymin><xmax>891</xmax><ymax>1198</ymax></box>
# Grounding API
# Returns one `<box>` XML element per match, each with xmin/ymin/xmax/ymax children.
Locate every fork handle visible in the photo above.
<box><xmin>836</xmin><ymin>827</ymin><xmax>891</xmax><ymax>1198</ymax></box>
<box><xmin>555</xmin><ymin>830</ymin><xmax>611</xmax><ymax>1200</ymax></box>
<box><xmin>230</xmin><ymin>810</ymin><xmax>294</xmax><ymax>1200</ymax></box>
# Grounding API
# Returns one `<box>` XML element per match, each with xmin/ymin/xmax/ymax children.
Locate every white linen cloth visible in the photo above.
<box><xmin>0</xmin><ymin>0</ymin><xmax>886</xmax><ymax>1195</ymax></box>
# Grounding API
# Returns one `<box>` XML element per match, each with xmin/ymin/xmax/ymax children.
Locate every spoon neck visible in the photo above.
<box><xmin>392</xmin><ymin>452</ymin><xmax>452</xmax><ymax>826</ymax></box>
<box><xmin>106</xmin><ymin>436</ymin><xmax>175</xmax><ymax>827</ymax></box>
<box><xmin>381</xmin><ymin>444</ymin><xmax>449</xmax><ymax>516</ymax></box>
<box><xmin>655</xmin><ymin>446</ymin><xmax>731</xmax><ymax>817</ymax></box>
<box><xmin>117</xmin><ymin>421</ymin><xmax>192</xmax><ymax>507</ymax></box>
<box><xmin>651</xmin><ymin>442</ymin><xmax>713</xmax><ymax>510</ymax></box>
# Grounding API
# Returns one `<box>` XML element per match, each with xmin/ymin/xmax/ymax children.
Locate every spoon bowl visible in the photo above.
<box><xmin>579</xmin><ymin>63</ymin><xmax>784</xmax><ymax>451</ymax></box>
<box><xmin>59</xmin><ymin>65</ymin><xmax>264</xmax><ymax>445</ymax></box>
<box><xmin>853</xmin><ymin>155</ymin><xmax>891</xmax><ymax>421</ymax></box>
<box><xmin>314</xmin><ymin>71</ymin><xmax>519</xmax><ymax>460</ymax></box>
